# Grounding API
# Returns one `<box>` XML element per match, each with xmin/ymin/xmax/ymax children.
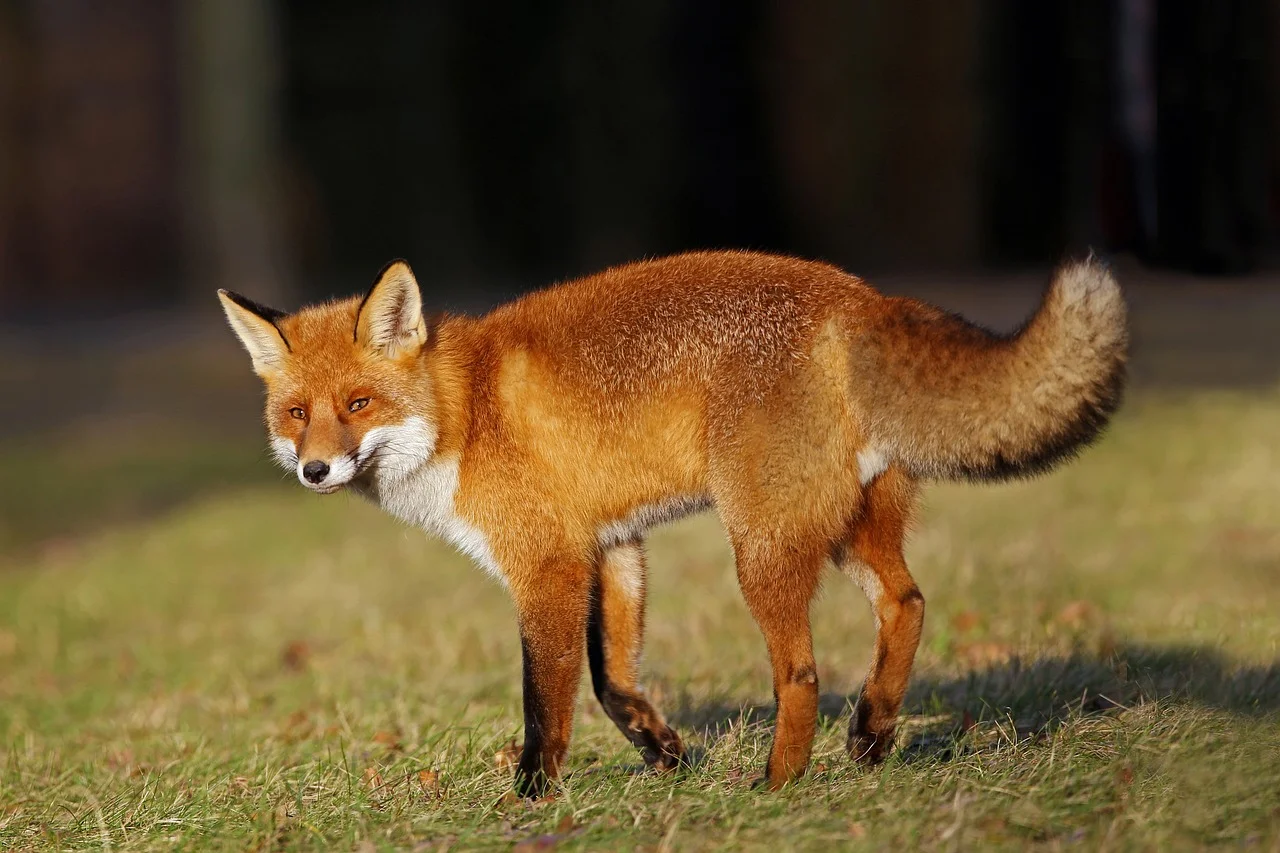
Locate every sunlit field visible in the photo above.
<box><xmin>2</xmin><ymin>386</ymin><xmax>1278</xmax><ymax>850</ymax></box>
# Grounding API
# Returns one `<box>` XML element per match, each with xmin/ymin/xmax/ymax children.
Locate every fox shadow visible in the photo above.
<box><xmin>666</xmin><ymin>642</ymin><xmax>1280</xmax><ymax>765</ymax></box>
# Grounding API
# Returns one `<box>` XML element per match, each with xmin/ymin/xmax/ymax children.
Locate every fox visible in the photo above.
<box><xmin>218</xmin><ymin>250</ymin><xmax>1127</xmax><ymax>796</ymax></box>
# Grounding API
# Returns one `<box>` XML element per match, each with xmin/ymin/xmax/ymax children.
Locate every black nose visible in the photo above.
<box><xmin>302</xmin><ymin>460</ymin><xmax>329</xmax><ymax>483</ymax></box>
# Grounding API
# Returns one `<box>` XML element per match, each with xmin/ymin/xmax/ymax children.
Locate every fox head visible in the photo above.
<box><xmin>218</xmin><ymin>260</ymin><xmax>440</xmax><ymax>494</ymax></box>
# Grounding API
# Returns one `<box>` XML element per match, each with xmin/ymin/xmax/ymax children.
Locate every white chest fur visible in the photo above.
<box><xmin>354</xmin><ymin>418</ymin><xmax>501</xmax><ymax>581</ymax></box>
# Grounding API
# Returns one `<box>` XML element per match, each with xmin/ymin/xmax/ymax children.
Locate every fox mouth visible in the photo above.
<box><xmin>297</xmin><ymin>453</ymin><xmax>361</xmax><ymax>494</ymax></box>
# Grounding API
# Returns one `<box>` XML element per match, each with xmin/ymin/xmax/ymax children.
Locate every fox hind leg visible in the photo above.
<box><xmin>838</xmin><ymin>465</ymin><xmax>925</xmax><ymax>765</ymax></box>
<box><xmin>586</xmin><ymin>539</ymin><xmax>684</xmax><ymax>770</ymax></box>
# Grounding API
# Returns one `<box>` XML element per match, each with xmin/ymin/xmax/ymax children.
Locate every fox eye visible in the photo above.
<box><xmin>289</xmin><ymin>407</ymin><xmax>306</xmax><ymax>420</ymax></box>
<box><xmin>348</xmin><ymin>397</ymin><xmax>371</xmax><ymax>413</ymax></box>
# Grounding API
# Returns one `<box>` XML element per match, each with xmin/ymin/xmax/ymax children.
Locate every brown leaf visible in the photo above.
<box><xmin>514</xmin><ymin>820</ymin><xmax>577</xmax><ymax>853</ymax></box>
<box><xmin>494</xmin><ymin>739</ymin><xmax>523</xmax><ymax>770</ymax></box>
<box><xmin>273</xmin><ymin>800</ymin><xmax>295</xmax><ymax>825</ymax></box>
<box><xmin>814</xmin><ymin>762</ymin><xmax>828</xmax><ymax>774</ymax></box>
<box><xmin>954</xmin><ymin>641</ymin><xmax>1014</xmax><ymax>667</ymax></box>
<box><xmin>847</xmin><ymin>821</ymin><xmax>867</xmax><ymax>839</ymax></box>
<box><xmin>372</xmin><ymin>730</ymin><xmax>403</xmax><ymax>752</ymax></box>
<box><xmin>960</xmin><ymin>710</ymin><xmax>977</xmax><ymax>733</ymax></box>
<box><xmin>1116</xmin><ymin>765</ymin><xmax>1135</xmax><ymax>787</ymax></box>
<box><xmin>281</xmin><ymin>640</ymin><xmax>311</xmax><ymax>671</ymax></box>
<box><xmin>418</xmin><ymin>769</ymin><xmax>441</xmax><ymax>797</ymax></box>
<box><xmin>362</xmin><ymin>766</ymin><xmax>384</xmax><ymax>791</ymax></box>
<box><xmin>1055</xmin><ymin>600</ymin><xmax>1095</xmax><ymax>628</ymax></box>
<box><xmin>280</xmin><ymin>710</ymin><xmax>314</xmax><ymax>742</ymax></box>
<box><xmin>950</xmin><ymin>610</ymin><xmax>982</xmax><ymax>634</ymax></box>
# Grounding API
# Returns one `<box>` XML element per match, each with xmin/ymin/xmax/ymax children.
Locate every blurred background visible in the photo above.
<box><xmin>1</xmin><ymin>0</ymin><xmax>1279</xmax><ymax>550</ymax></box>
<box><xmin>3</xmin><ymin>10</ymin><xmax>1279</xmax><ymax>844</ymax></box>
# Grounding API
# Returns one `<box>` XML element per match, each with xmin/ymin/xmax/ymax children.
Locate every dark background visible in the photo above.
<box><xmin>2</xmin><ymin>0</ymin><xmax>1277</xmax><ymax>321</ymax></box>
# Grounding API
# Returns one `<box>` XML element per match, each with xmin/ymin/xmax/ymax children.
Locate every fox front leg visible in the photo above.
<box><xmin>510</xmin><ymin>561</ymin><xmax>593</xmax><ymax>798</ymax></box>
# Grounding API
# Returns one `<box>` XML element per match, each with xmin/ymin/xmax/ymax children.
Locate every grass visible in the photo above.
<box><xmin>1</xmin><ymin>388</ymin><xmax>1278</xmax><ymax>850</ymax></box>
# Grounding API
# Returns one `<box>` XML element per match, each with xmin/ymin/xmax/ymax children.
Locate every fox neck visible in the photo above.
<box><xmin>418</xmin><ymin>316</ymin><xmax>476</xmax><ymax>458</ymax></box>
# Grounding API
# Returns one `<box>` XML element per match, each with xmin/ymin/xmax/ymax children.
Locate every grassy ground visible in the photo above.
<box><xmin>1</xmin><ymin>388</ymin><xmax>1278</xmax><ymax>851</ymax></box>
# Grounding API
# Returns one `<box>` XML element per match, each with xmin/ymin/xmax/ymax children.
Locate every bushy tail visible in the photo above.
<box><xmin>853</xmin><ymin>257</ymin><xmax>1128</xmax><ymax>482</ymax></box>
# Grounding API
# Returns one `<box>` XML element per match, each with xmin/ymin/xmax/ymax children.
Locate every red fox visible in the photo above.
<box><xmin>219</xmin><ymin>250</ymin><xmax>1127</xmax><ymax>796</ymax></box>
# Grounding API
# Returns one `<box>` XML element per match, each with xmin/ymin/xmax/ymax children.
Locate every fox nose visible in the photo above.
<box><xmin>302</xmin><ymin>460</ymin><xmax>330</xmax><ymax>484</ymax></box>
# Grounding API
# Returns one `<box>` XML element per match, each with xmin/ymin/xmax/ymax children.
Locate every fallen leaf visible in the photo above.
<box><xmin>280</xmin><ymin>710</ymin><xmax>314</xmax><ymax>742</ymax></box>
<box><xmin>950</xmin><ymin>610</ymin><xmax>982</xmax><ymax>634</ymax></box>
<box><xmin>362</xmin><ymin>767</ymin><xmax>384</xmax><ymax>791</ymax></box>
<box><xmin>273</xmin><ymin>800</ymin><xmax>296</xmax><ymax>824</ymax></box>
<box><xmin>1055</xmin><ymin>600</ymin><xmax>1095</xmax><ymax>628</ymax></box>
<box><xmin>954</xmin><ymin>641</ymin><xmax>1014</xmax><ymax>667</ymax></box>
<box><xmin>847</xmin><ymin>821</ymin><xmax>867</xmax><ymax>839</ymax></box>
<box><xmin>494</xmin><ymin>739</ymin><xmax>523</xmax><ymax>770</ymax></box>
<box><xmin>1116</xmin><ymin>765</ymin><xmax>1135</xmax><ymax>787</ymax></box>
<box><xmin>372</xmin><ymin>730</ymin><xmax>403</xmax><ymax>752</ymax></box>
<box><xmin>960</xmin><ymin>710</ymin><xmax>977</xmax><ymax>733</ymax></box>
<box><xmin>281</xmin><ymin>640</ymin><xmax>311</xmax><ymax>671</ymax></box>
<box><xmin>513</xmin><ymin>835</ymin><xmax>562</xmax><ymax>852</ymax></box>
<box><xmin>555</xmin><ymin>814</ymin><xmax>575</xmax><ymax>834</ymax></box>
<box><xmin>418</xmin><ymin>769</ymin><xmax>441</xmax><ymax>797</ymax></box>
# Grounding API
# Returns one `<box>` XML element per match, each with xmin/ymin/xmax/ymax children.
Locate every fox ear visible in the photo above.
<box><xmin>356</xmin><ymin>259</ymin><xmax>426</xmax><ymax>358</ymax></box>
<box><xmin>217</xmin><ymin>290</ymin><xmax>291</xmax><ymax>376</ymax></box>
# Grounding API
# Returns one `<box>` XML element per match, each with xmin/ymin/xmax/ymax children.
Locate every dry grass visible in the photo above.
<box><xmin>1</xmin><ymin>388</ymin><xmax>1278</xmax><ymax>850</ymax></box>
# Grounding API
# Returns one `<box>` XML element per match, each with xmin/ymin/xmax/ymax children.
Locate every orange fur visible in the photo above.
<box><xmin>219</xmin><ymin>250</ymin><xmax>1127</xmax><ymax>795</ymax></box>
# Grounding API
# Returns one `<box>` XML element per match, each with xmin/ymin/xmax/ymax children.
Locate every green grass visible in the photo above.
<box><xmin>1</xmin><ymin>390</ymin><xmax>1278</xmax><ymax>850</ymax></box>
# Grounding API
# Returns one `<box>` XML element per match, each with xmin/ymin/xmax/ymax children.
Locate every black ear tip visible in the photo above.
<box><xmin>374</xmin><ymin>258</ymin><xmax>415</xmax><ymax>283</ymax></box>
<box><xmin>220</xmin><ymin>289</ymin><xmax>287</xmax><ymax>323</ymax></box>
